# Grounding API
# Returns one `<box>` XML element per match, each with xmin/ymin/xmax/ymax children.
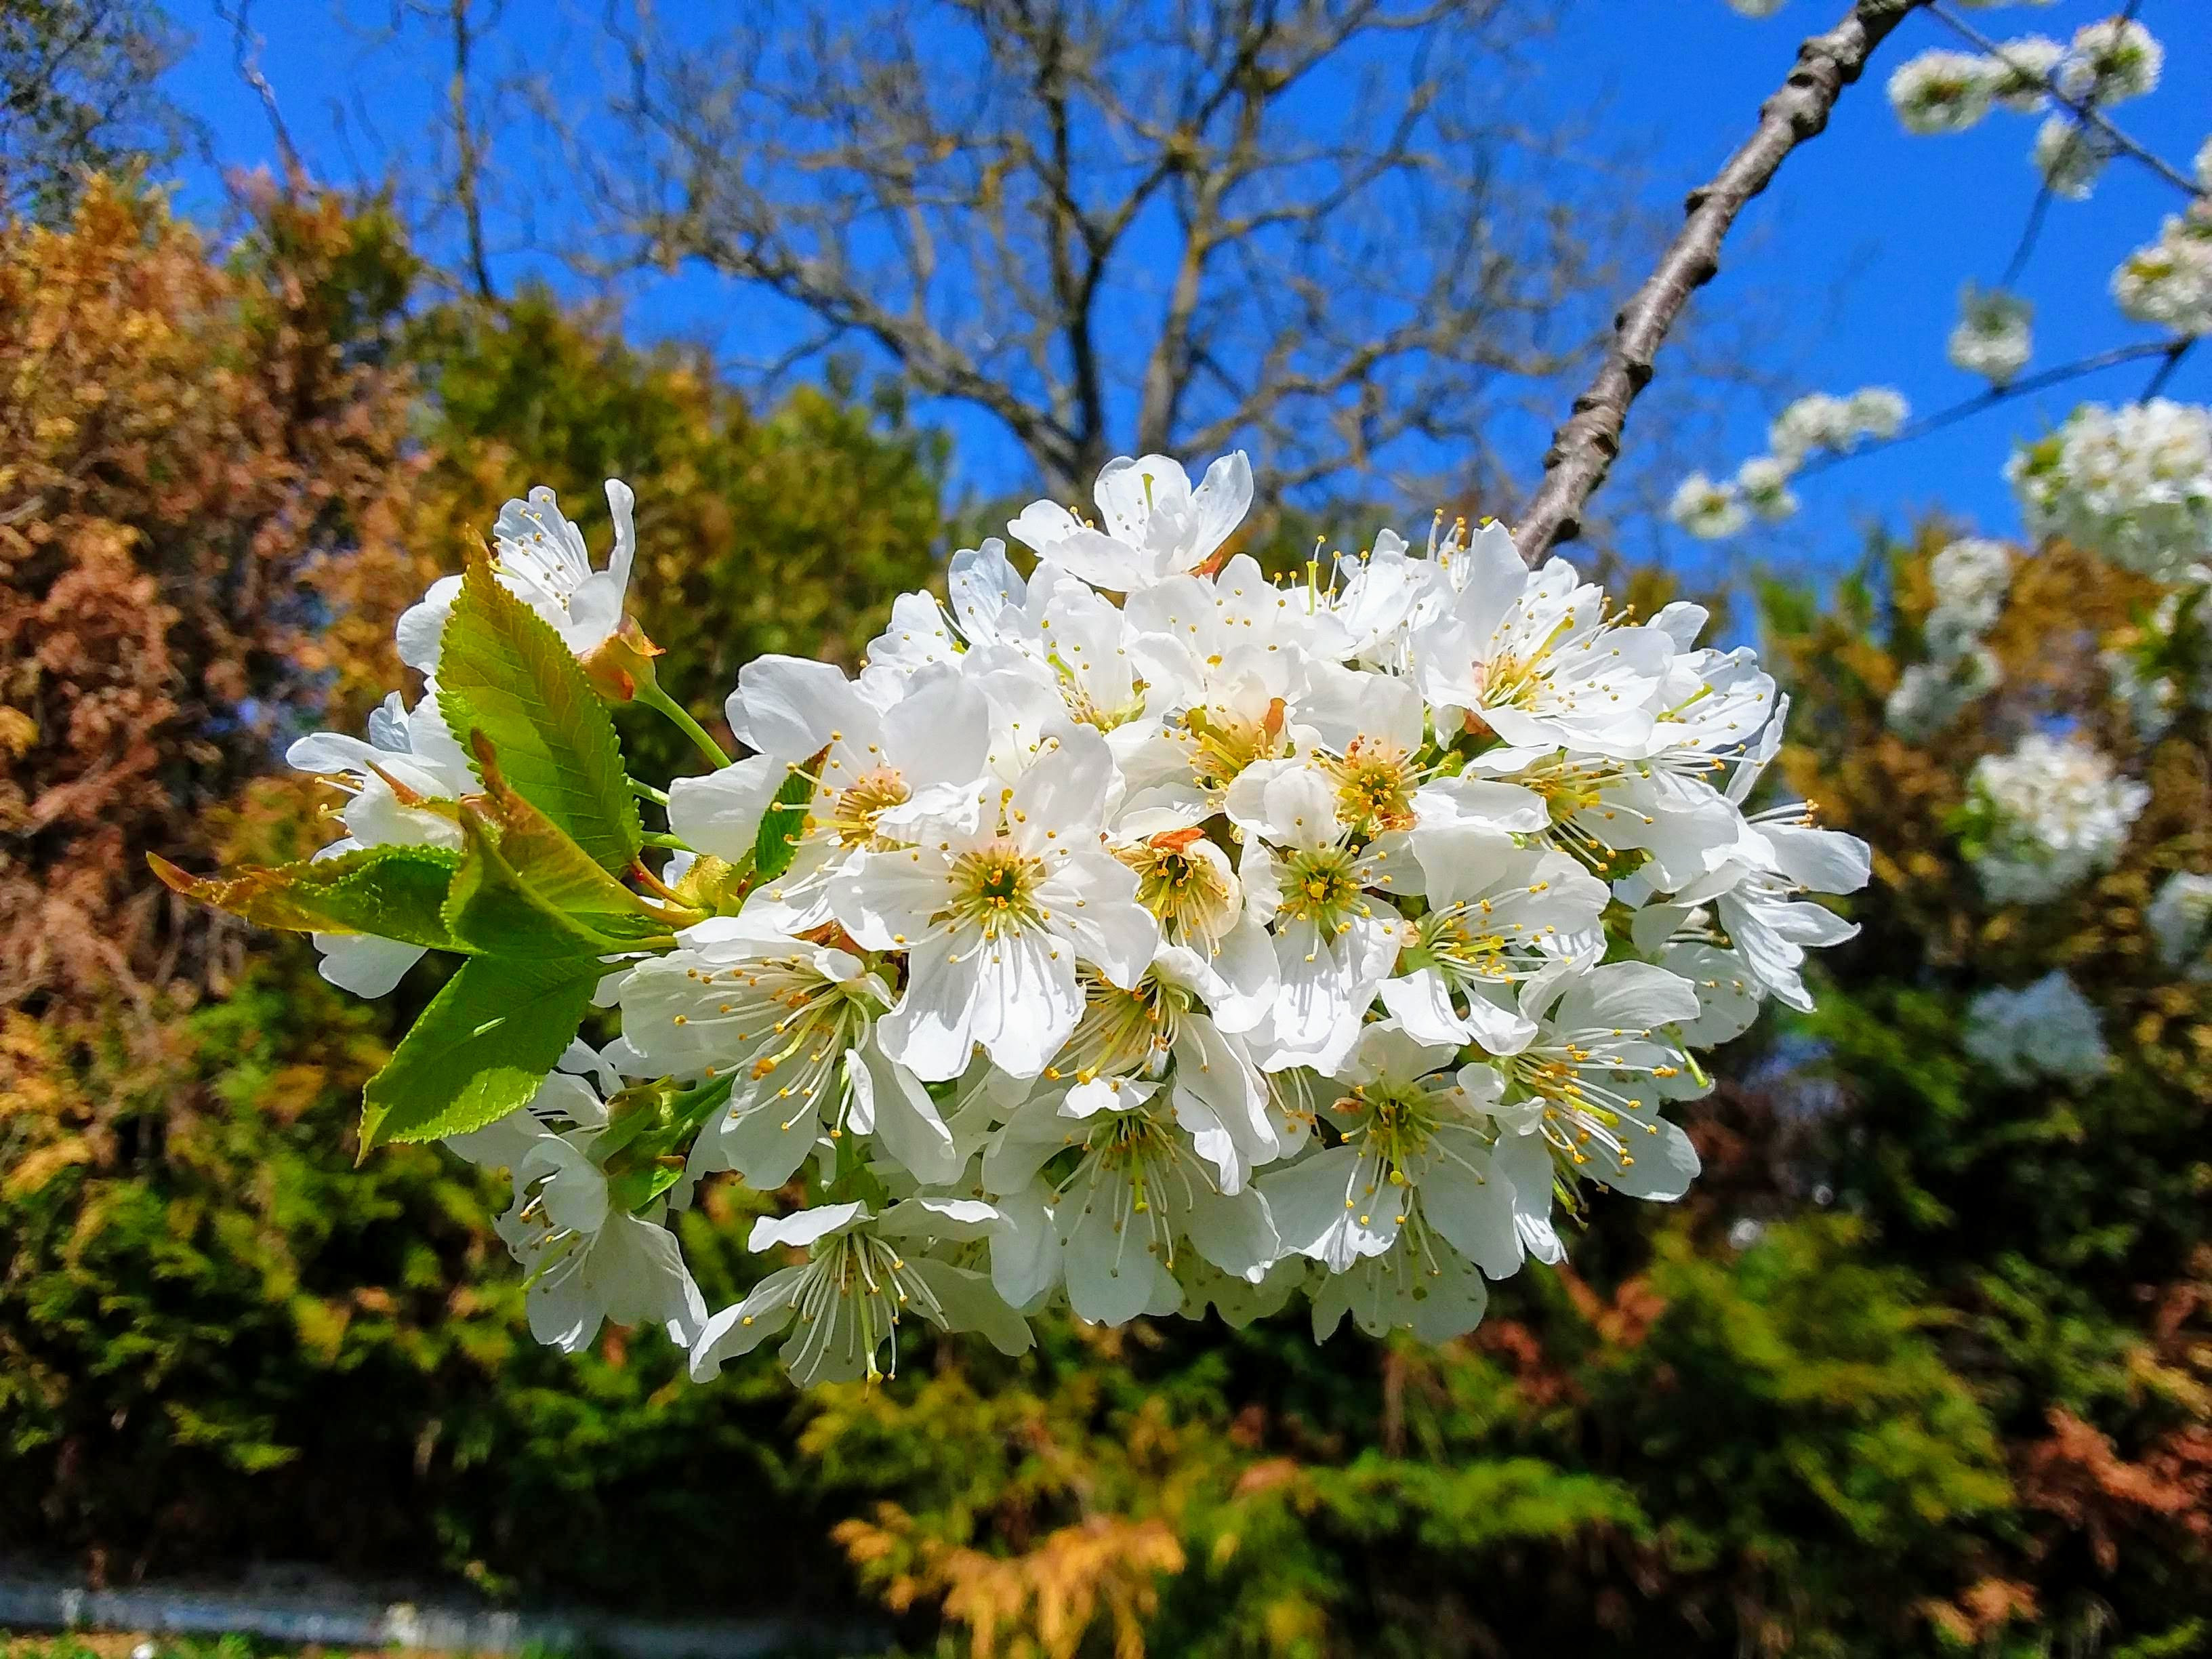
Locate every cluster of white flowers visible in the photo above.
<box><xmin>2148</xmin><ymin>871</ymin><xmax>2212</xmax><ymax>980</ymax></box>
<box><xmin>2007</xmin><ymin>400</ymin><xmax>2212</xmax><ymax>586</ymax></box>
<box><xmin>2112</xmin><ymin>205</ymin><xmax>2212</xmax><ymax>337</ymax></box>
<box><xmin>1885</xmin><ymin>22</ymin><xmax>2165</xmax><ymax>203</ymax></box>
<box><xmin>1963</xmin><ymin>731</ymin><xmax>2150</xmax><ymax>904</ymax></box>
<box><xmin>1668</xmin><ymin>390</ymin><xmax>1908</xmax><ymax>542</ymax></box>
<box><xmin>2055</xmin><ymin>17</ymin><xmax>2163</xmax><ymax>107</ymax></box>
<box><xmin>1888</xmin><ymin>50</ymin><xmax>2001</xmax><ymax>136</ymax></box>
<box><xmin>1885</xmin><ymin>537</ymin><xmax>2015</xmax><ymax>739</ymax></box>
<box><xmin>1948</xmin><ymin>284</ymin><xmax>2034</xmax><ymax>386</ymax></box>
<box><xmin>1887</xmin><ymin>651</ymin><xmax>2001</xmax><ymax>743</ymax></box>
<box><xmin>283</xmin><ymin>455</ymin><xmax>1872</xmax><ymax>1380</ymax></box>
<box><xmin>1963</xmin><ymin>971</ymin><xmax>2109</xmax><ymax>1086</ymax></box>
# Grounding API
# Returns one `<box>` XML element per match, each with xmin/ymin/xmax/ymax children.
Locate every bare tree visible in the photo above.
<box><xmin>583</xmin><ymin>0</ymin><xmax>1629</xmax><ymax>505</ymax></box>
<box><xmin>1</xmin><ymin>0</ymin><xmax>195</xmax><ymax>223</ymax></box>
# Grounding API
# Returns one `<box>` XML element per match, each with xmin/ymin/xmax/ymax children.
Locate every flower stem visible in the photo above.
<box><xmin>637</xmin><ymin>684</ymin><xmax>731</xmax><ymax>769</ymax></box>
<box><xmin>628</xmin><ymin>777</ymin><xmax>671</xmax><ymax>805</ymax></box>
<box><xmin>640</xmin><ymin>831</ymin><xmax>693</xmax><ymax>852</ymax></box>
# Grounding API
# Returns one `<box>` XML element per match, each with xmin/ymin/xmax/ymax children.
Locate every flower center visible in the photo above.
<box><xmin>1047</xmin><ymin>970</ymin><xmax>1193</xmax><ymax>1084</ymax></box>
<box><xmin>1279</xmin><ymin>842</ymin><xmax>1366</xmax><ymax>935</ymax></box>
<box><xmin>1322</xmin><ymin>737</ymin><xmax>1419</xmax><ymax>833</ymax></box>
<box><xmin>831</xmin><ymin>767</ymin><xmax>912</xmax><ymax>849</ymax></box>
<box><xmin>944</xmin><ymin>838</ymin><xmax>1048</xmax><ymax>937</ymax></box>
<box><xmin>1181</xmin><ymin>697</ymin><xmax>1288</xmax><ymax>794</ymax></box>
<box><xmin>1052</xmin><ymin>655</ymin><xmax>1148</xmax><ymax>733</ymax></box>
<box><xmin>1344</xmin><ymin>1081</ymin><xmax>1444</xmax><ymax>1183</ymax></box>
<box><xmin>1119</xmin><ymin>828</ymin><xmax>1236</xmax><ymax>947</ymax></box>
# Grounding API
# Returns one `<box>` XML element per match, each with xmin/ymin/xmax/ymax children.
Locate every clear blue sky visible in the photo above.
<box><xmin>163</xmin><ymin>0</ymin><xmax>2209</xmax><ymax>577</ymax></box>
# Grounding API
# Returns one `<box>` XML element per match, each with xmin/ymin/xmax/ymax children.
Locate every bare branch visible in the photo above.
<box><xmin>1513</xmin><ymin>0</ymin><xmax>1930</xmax><ymax>568</ymax></box>
<box><xmin>577</xmin><ymin>0</ymin><xmax>1629</xmax><ymax>502</ymax></box>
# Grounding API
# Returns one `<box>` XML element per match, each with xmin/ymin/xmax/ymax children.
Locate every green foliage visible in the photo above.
<box><xmin>148</xmin><ymin>844</ymin><xmax>464</xmax><ymax>951</ymax></box>
<box><xmin>436</xmin><ymin>558</ymin><xmax>642</xmax><ymax>872</ymax></box>
<box><xmin>357</xmin><ymin>955</ymin><xmax>602</xmax><ymax>1149</ymax></box>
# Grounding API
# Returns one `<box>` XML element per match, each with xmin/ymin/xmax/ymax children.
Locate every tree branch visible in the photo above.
<box><xmin>1512</xmin><ymin>0</ymin><xmax>1929</xmax><ymax>568</ymax></box>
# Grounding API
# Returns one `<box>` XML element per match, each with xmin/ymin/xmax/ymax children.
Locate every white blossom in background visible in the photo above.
<box><xmin>1928</xmin><ymin>537</ymin><xmax>2014</xmax><ymax>647</ymax></box>
<box><xmin>1736</xmin><ymin>456</ymin><xmax>1800</xmax><ymax>523</ymax></box>
<box><xmin>1768</xmin><ymin>388</ymin><xmax>1910</xmax><ymax>469</ymax></box>
<box><xmin>1964</xmin><ymin>731</ymin><xmax>2150</xmax><ymax>904</ymax></box>
<box><xmin>2007</xmin><ymin>400</ymin><xmax>2212</xmax><ymax>586</ymax></box>
<box><xmin>1769</xmin><ymin>393</ymin><xmax>1853</xmax><ymax>467</ymax></box>
<box><xmin>1668</xmin><ymin>471</ymin><xmax>1748</xmax><ymax>539</ymax></box>
<box><xmin>2033</xmin><ymin>115</ymin><xmax>2111</xmax><ymax>201</ymax></box>
<box><xmin>1987</xmin><ymin>37</ymin><xmax>2064</xmax><ymax>114</ymax></box>
<box><xmin>1948</xmin><ymin>285</ymin><xmax>2033</xmax><ymax>385</ymax></box>
<box><xmin>1847</xmin><ymin>388</ymin><xmax>1908</xmax><ymax>442</ymax></box>
<box><xmin>1886</xmin><ymin>649</ymin><xmax>2001</xmax><ymax>741</ymax></box>
<box><xmin>2147</xmin><ymin>872</ymin><xmax>2212</xmax><ymax>980</ymax></box>
<box><xmin>1723</xmin><ymin>0</ymin><xmax>1788</xmax><ymax>18</ymax></box>
<box><xmin>2057</xmin><ymin>18</ymin><xmax>2163</xmax><ymax>107</ymax></box>
<box><xmin>1963</xmin><ymin>972</ymin><xmax>2110</xmax><ymax>1086</ymax></box>
<box><xmin>1887</xmin><ymin>50</ymin><xmax>1999</xmax><ymax>136</ymax></box>
<box><xmin>2112</xmin><ymin>211</ymin><xmax>2212</xmax><ymax>337</ymax></box>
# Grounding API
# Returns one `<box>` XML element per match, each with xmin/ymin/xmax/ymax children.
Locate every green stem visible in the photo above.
<box><xmin>640</xmin><ymin>831</ymin><xmax>693</xmax><ymax>852</ymax></box>
<box><xmin>638</xmin><ymin>683</ymin><xmax>731</xmax><ymax>769</ymax></box>
<box><xmin>628</xmin><ymin>777</ymin><xmax>671</xmax><ymax>805</ymax></box>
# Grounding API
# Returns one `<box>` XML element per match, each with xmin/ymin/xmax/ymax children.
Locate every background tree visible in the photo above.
<box><xmin>583</xmin><ymin>0</ymin><xmax>1623</xmax><ymax>508</ymax></box>
<box><xmin>0</xmin><ymin>2</ymin><xmax>194</xmax><ymax>222</ymax></box>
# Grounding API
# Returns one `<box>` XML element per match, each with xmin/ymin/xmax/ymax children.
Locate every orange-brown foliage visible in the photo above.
<box><xmin>0</xmin><ymin>182</ymin><xmax>426</xmax><ymax>1020</ymax></box>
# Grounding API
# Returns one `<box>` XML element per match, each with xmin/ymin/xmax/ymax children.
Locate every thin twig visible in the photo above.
<box><xmin>1513</xmin><ymin>1</ymin><xmax>1931</xmax><ymax>567</ymax></box>
<box><xmin>216</xmin><ymin>0</ymin><xmax>305</xmax><ymax>191</ymax></box>
<box><xmin>1926</xmin><ymin>3</ymin><xmax>2204</xmax><ymax>201</ymax></box>
<box><xmin>2142</xmin><ymin>340</ymin><xmax>2196</xmax><ymax>401</ymax></box>
<box><xmin>1790</xmin><ymin>339</ymin><xmax>2184</xmax><ymax>478</ymax></box>
<box><xmin>1997</xmin><ymin>184</ymin><xmax>2053</xmax><ymax>289</ymax></box>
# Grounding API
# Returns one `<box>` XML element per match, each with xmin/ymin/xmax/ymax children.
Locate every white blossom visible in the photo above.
<box><xmin>1964</xmin><ymin>972</ymin><xmax>2109</xmax><ymax>1085</ymax></box>
<box><xmin>2112</xmin><ymin>211</ymin><xmax>2212</xmax><ymax>337</ymax></box>
<box><xmin>397</xmin><ymin>480</ymin><xmax>636</xmax><ymax>675</ymax></box>
<box><xmin>2033</xmin><ymin>115</ymin><xmax>2111</xmax><ymax>201</ymax></box>
<box><xmin>2057</xmin><ymin>18</ymin><xmax>2162</xmax><ymax>106</ymax></box>
<box><xmin>333</xmin><ymin>452</ymin><xmax>1870</xmax><ymax>1379</ymax></box>
<box><xmin>1965</xmin><ymin>733</ymin><xmax>2150</xmax><ymax>903</ymax></box>
<box><xmin>285</xmin><ymin>692</ymin><xmax>472</xmax><ymax>997</ymax></box>
<box><xmin>1887</xmin><ymin>51</ymin><xmax>1999</xmax><ymax>136</ymax></box>
<box><xmin>1948</xmin><ymin>285</ymin><xmax>2033</xmax><ymax>384</ymax></box>
<box><xmin>1929</xmin><ymin>537</ymin><xmax>2014</xmax><ymax>642</ymax></box>
<box><xmin>1668</xmin><ymin>471</ymin><xmax>1748</xmax><ymax>539</ymax></box>
<box><xmin>2008</xmin><ymin>399</ymin><xmax>2212</xmax><ymax>585</ymax></box>
<box><xmin>1886</xmin><ymin>651</ymin><xmax>2001</xmax><ymax>741</ymax></box>
<box><xmin>2147</xmin><ymin>872</ymin><xmax>2212</xmax><ymax>979</ymax></box>
<box><xmin>1736</xmin><ymin>456</ymin><xmax>1801</xmax><ymax>523</ymax></box>
<box><xmin>1987</xmin><ymin>37</ymin><xmax>2064</xmax><ymax>114</ymax></box>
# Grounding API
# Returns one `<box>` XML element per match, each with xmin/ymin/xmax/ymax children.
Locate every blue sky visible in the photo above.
<box><xmin>163</xmin><ymin>0</ymin><xmax>2209</xmax><ymax>577</ymax></box>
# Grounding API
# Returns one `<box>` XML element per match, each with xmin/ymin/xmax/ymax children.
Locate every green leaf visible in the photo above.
<box><xmin>752</xmin><ymin>745</ymin><xmax>823</xmax><ymax>882</ymax></box>
<box><xmin>358</xmin><ymin>955</ymin><xmax>602</xmax><ymax>1151</ymax></box>
<box><xmin>149</xmin><ymin>846</ymin><xmax>466</xmax><ymax>949</ymax></box>
<box><xmin>443</xmin><ymin>813</ymin><xmax>627</xmax><ymax>958</ymax></box>
<box><xmin>438</xmin><ymin>737</ymin><xmax>684</xmax><ymax>957</ymax></box>
<box><xmin>435</xmin><ymin>553</ymin><xmax>642</xmax><ymax>872</ymax></box>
